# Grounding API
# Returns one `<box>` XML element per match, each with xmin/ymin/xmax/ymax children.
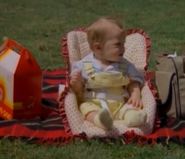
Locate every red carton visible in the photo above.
<box><xmin>0</xmin><ymin>39</ymin><xmax>42</xmax><ymax>120</ymax></box>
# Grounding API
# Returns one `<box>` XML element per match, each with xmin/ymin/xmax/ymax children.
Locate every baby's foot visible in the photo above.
<box><xmin>94</xmin><ymin>109</ymin><xmax>113</xmax><ymax>130</ymax></box>
<box><xmin>123</xmin><ymin>108</ymin><xmax>147</xmax><ymax>127</ymax></box>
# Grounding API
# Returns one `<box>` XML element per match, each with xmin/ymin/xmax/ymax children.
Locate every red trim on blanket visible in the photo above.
<box><xmin>0</xmin><ymin>123</ymin><xmax>76</xmax><ymax>146</ymax></box>
<box><xmin>123</xmin><ymin>126</ymin><xmax>185</xmax><ymax>147</ymax></box>
<box><xmin>60</xmin><ymin>28</ymin><xmax>158</xmax><ymax>145</ymax></box>
<box><xmin>126</xmin><ymin>29</ymin><xmax>151</xmax><ymax>74</ymax></box>
<box><xmin>60</xmin><ymin>41</ymin><xmax>69</xmax><ymax>133</ymax></box>
<box><xmin>60</xmin><ymin>28</ymin><xmax>87</xmax><ymax>135</ymax></box>
<box><xmin>60</xmin><ymin>28</ymin><xmax>87</xmax><ymax>136</ymax></box>
<box><xmin>126</xmin><ymin>30</ymin><xmax>157</xmax><ymax>100</ymax></box>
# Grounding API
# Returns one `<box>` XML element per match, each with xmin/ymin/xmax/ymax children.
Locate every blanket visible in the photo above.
<box><xmin>0</xmin><ymin>70</ymin><xmax>185</xmax><ymax>146</ymax></box>
<box><xmin>0</xmin><ymin>70</ymin><xmax>78</xmax><ymax>146</ymax></box>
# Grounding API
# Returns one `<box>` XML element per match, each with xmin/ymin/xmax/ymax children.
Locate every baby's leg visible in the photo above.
<box><xmin>118</xmin><ymin>103</ymin><xmax>147</xmax><ymax>127</ymax></box>
<box><xmin>79</xmin><ymin>102</ymin><xmax>113</xmax><ymax>130</ymax></box>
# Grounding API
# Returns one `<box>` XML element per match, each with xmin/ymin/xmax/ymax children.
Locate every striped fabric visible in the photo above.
<box><xmin>0</xmin><ymin>70</ymin><xmax>77</xmax><ymax>146</ymax></box>
<box><xmin>0</xmin><ymin>70</ymin><xmax>185</xmax><ymax>146</ymax></box>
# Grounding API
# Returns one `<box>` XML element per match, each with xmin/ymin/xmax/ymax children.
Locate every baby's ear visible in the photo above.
<box><xmin>93</xmin><ymin>43</ymin><xmax>101</xmax><ymax>53</ymax></box>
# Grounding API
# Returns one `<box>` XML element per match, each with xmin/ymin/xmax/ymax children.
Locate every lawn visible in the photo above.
<box><xmin>0</xmin><ymin>0</ymin><xmax>185</xmax><ymax>158</ymax></box>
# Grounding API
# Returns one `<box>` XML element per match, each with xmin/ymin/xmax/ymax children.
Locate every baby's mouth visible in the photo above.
<box><xmin>119</xmin><ymin>53</ymin><xmax>123</xmax><ymax>56</ymax></box>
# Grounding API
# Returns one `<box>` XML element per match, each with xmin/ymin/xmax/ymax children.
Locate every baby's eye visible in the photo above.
<box><xmin>115</xmin><ymin>42</ymin><xmax>121</xmax><ymax>46</ymax></box>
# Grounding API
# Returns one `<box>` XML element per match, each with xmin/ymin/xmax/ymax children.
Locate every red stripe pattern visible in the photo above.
<box><xmin>0</xmin><ymin>70</ymin><xmax>77</xmax><ymax>146</ymax></box>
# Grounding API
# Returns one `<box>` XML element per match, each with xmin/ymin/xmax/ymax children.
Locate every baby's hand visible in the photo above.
<box><xmin>70</xmin><ymin>70</ymin><xmax>82</xmax><ymax>85</ymax></box>
<box><xmin>70</xmin><ymin>70</ymin><xmax>84</xmax><ymax>94</ymax></box>
<box><xmin>128</xmin><ymin>93</ymin><xmax>142</xmax><ymax>108</ymax></box>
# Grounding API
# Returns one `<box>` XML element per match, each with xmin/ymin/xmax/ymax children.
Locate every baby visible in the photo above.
<box><xmin>70</xmin><ymin>17</ymin><xmax>147</xmax><ymax>130</ymax></box>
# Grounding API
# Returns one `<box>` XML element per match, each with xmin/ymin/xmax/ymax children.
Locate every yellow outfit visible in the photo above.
<box><xmin>78</xmin><ymin>61</ymin><xmax>147</xmax><ymax>130</ymax></box>
<box><xmin>79</xmin><ymin>61</ymin><xmax>130</xmax><ymax>119</ymax></box>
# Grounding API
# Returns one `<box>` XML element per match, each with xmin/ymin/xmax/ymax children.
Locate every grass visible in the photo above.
<box><xmin>0</xmin><ymin>138</ymin><xmax>185</xmax><ymax>159</ymax></box>
<box><xmin>0</xmin><ymin>0</ymin><xmax>185</xmax><ymax>158</ymax></box>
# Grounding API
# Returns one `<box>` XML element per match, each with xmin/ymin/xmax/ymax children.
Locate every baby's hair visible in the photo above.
<box><xmin>87</xmin><ymin>16</ymin><xmax>124</xmax><ymax>50</ymax></box>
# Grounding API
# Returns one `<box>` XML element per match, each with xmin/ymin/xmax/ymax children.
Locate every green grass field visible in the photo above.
<box><xmin>1</xmin><ymin>0</ymin><xmax>185</xmax><ymax>158</ymax></box>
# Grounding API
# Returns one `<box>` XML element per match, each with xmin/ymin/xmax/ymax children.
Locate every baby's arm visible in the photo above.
<box><xmin>127</xmin><ymin>80</ymin><xmax>142</xmax><ymax>108</ymax></box>
<box><xmin>128</xmin><ymin>80</ymin><xmax>141</xmax><ymax>97</ymax></box>
<box><xmin>70</xmin><ymin>70</ymin><xmax>84</xmax><ymax>94</ymax></box>
<box><xmin>125</xmin><ymin>60</ymin><xmax>144</xmax><ymax>108</ymax></box>
<box><xmin>70</xmin><ymin>62</ymin><xmax>85</xmax><ymax>95</ymax></box>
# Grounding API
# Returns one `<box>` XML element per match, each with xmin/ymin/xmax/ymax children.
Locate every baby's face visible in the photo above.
<box><xmin>101</xmin><ymin>28</ymin><xmax>125</xmax><ymax>62</ymax></box>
